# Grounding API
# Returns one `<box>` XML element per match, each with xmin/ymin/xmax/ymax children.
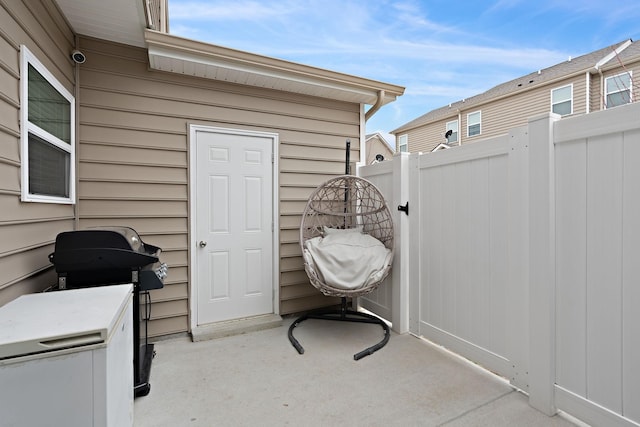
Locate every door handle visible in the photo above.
<box><xmin>199</xmin><ymin>241</ymin><xmax>207</xmax><ymax>248</ymax></box>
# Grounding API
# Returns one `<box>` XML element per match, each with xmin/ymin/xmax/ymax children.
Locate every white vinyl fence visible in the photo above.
<box><xmin>358</xmin><ymin>102</ymin><xmax>640</xmax><ymax>427</ymax></box>
<box><xmin>357</xmin><ymin>160</ymin><xmax>394</xmax><ymax>322</ymax></box>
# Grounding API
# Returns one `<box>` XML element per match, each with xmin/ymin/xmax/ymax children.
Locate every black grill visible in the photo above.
<box><xmin>49</xmin><ymin>226</ymin><xmax>167</xmax><ymax>397</ymax></box>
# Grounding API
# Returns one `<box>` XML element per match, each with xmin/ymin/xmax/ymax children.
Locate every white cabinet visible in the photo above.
<box><xmin>0</xmin><ymin>284</ymin><xmax>133</xmax><ymax>427</ymax></box>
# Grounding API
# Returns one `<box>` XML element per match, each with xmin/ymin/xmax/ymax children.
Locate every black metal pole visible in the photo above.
<box><xmin>344</xmin><ymin>140</ymin><xmax>350</xmax><ymax>228</ymax></box>
<box><xmin>345</xmin><ymin>139</ymin><xmax>350</xmax><ymax>175</ymax></box>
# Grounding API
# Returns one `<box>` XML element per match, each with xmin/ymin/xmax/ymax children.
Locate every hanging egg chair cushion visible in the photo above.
<box><xmin>303</xmin><ymin>227</ymin><xmax>392</xmax><ymax>291</ymax></box>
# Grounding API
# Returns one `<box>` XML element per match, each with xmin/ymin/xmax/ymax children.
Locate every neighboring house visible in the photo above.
<box><xmin>0</xmin><ymin>0</ymin><xmax>404</xmax><ymax>338</ymax></box>
<box><xmin>365</xmin><ymin>132</ymin><xmax>394</xmax><ymax>164</ymax></box>
<box><xmin>392</xmin><ymin>39</ymin><xmax>640</xmax><ymax>153</ymax></box>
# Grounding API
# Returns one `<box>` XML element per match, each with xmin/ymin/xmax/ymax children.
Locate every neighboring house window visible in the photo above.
<box><xmin>398</xmin><ymin>134</ymin><xmax>408</xmax><ymax>152</ymax></box>
<box><xmin>551</xmin><ymin>84</ymin><xmax>573</xmax><ymax>116</ymax></box>
<box><xmin>467</xmin><ymin>111</ymin><xmax>481</xmax><ymax>137</ymax></box>
<box><xmin>605</xmin><ymin>72</ymin><xmax>632</xmax><ymax>108</ymax></box>
<box><xmin>20</xmin><ymin>46</ymin><xmax>75</xmax><ymax>203</ymax></box>
<box><xmin>445</xmin><ymin>120</ymin><xmax>458</xmax><ymax>144</ymax></box>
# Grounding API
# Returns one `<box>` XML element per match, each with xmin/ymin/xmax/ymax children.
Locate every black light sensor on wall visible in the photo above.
<box><xmin>71</xmin><ymin>49</ymin><xmax>86</xmax><ymax>64</ymax></box>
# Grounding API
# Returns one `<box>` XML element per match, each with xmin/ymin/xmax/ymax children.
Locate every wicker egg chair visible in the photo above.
<box><xmin>288</xmin><ymin>174</ymin><xmax>394</xmax><ymax>360</ymax></box>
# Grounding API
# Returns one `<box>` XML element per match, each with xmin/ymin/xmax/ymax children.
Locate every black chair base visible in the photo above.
<box><xmin>288</xmin><ymin>298</ymin><xmax>390</xmax><ymax>360</ymax></box>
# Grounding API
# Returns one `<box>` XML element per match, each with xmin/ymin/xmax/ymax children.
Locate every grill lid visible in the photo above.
<box><xmin>48</xmin><ymin>227</ymin><xmax>166</xmax><ymax>290</ymax></box>
<box><xmin>49</xmin><ymin>227</ymin><xmax>159</xmax><ymax>273</ymax></box>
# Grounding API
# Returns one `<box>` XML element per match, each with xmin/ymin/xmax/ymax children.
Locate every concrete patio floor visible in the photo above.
<box><xmin>134</xmin><ymin>316</ymin><xmax>584</xmax><ymax>427</ymax></box>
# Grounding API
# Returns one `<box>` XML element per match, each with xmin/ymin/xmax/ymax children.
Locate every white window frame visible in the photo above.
<box><xmin>20</xmin><ymin>45</ymin><xmax>75</xmax><ymax>204</ymax></box>
<box><xmin>605</xmin><ymin>71</ymin><xmax>633</xmax><ymax>109</ymax></box>
<box><xmin>398</xmin><ymin>134</ymin><xmax>408</xmax><ymax>152</ymax></box>
<box><xmin>551</xmin><ymin>84</ymin><xmax>573</xmax><ymax>116</ymax></box>
<box><xmin>445</xmin><ymin>119</ymin><xmax>458</xmax><ymax>144</ymax></box>
<box><xmin>467</xmin><ymin>111</ymin><xmax>481</xmax><ymax>137</ymax></box>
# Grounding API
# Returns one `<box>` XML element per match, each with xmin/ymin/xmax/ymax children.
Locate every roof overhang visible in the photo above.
<box><xmin>55</xmin><ymin>0</ymin><xmax>149</xmax><ymax>47</ymax></box>
<box><xmin>144</xmin><ymin>30</ymin><xmax>404</xmax><ymax>106</ymax></box>
<box><xmin>54</xmin><ymin>0</ymin><xmax>404</xmax><ymax>106</ymax></box>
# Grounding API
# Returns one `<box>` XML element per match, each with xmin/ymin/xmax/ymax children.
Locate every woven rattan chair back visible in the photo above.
<box><xmin>299</xmin><ymin>175</ymin><xmax>394</xmax><ymax>298</ymax></box>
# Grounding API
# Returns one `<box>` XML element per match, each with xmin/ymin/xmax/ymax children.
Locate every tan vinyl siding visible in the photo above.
<box><xmin>469</xmin><ymin>75</ymin><xmax>587</xmax><ymax>140</ymax></box>
<box><xmin>404</xmin><ymin>44</ymin><xmax>640</xmax><ymax>153</ymax></box>
<box><xmin>407</xmin><ymin>74</ymin><xmax>591</xmax><ymax>152</ymax></box>
<box><xmin>590</xmin><ymin>74</ymin><xmax>603</xmax><ymax>112</ymax></box>
<box><xmin>365</xmin><ymin>135</ymin><xmax>393</xmax><ymax>164</ymax></box>
<box><xmin>0</xmin><ymin>0</ymin><xmax>75</xmax><ymax>306</ymax></box>
<box><xmin>77</xmin><ymin>36</ymin><xmax>358</xmax><ymax>336</ymax></box>
<box><xmin>398</xmin><ymin>119</ymin><xmax>447</xmax><ymax>153</ymax></box>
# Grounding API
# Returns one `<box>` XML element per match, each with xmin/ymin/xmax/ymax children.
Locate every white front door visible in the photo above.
<box><xmin>192</xmin><ymin>126</ymin><xmax>275</xmax><ymax>325</ymax></box>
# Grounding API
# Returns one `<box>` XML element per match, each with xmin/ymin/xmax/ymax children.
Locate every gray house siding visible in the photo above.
<box><xmin>0</xmin><ymin>0</ymin><xmax>76</xmax><ymax>305</ymax></box>
<box><xmin>76</xmin><ymin>36</ymin><xmax>360</xmax><ymax>336</ymax></box>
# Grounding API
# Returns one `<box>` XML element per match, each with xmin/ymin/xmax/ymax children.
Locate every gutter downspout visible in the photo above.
<box><xmin>585</xmin><ymin>71</ymin><xmax>590</xmax><ymax>114</ymax></box>
<box><xmin>457</xmin><ymin>109</ymin><xmax>462</xmax><ymax>146</ymax></box>
<box><xmin>74</xmin><ymin>34</ymin><xmax>81</xmax><ymax>230</ymax></box>
<box><xmin>598</xmin><ymin>68</ymin><xmax>604</xmax><ymax>110</ymax></box>
<box><xmin>365</xmin><ymin>90</ymin><xmax>385</xmax><ymax>122</ymax></box>
<box><xmin>362</xmin><ymin>90</ymin><xmax>385</xmax><ymax>167</ymax></box>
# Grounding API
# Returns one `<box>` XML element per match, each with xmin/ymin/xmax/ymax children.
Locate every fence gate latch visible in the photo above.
<box><xmin>397</xmin><ymin>202</ymin><xmax>409</xmax><ymax>216</ymax></box>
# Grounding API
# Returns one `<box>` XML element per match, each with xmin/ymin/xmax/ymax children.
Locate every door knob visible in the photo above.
<box><xmin>199</xmin><ymin>241</ymin><xmax>207</xmax><ymax>248</ymax></box>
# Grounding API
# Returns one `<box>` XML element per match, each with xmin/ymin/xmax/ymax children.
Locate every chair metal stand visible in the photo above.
<box><xmin>288</xmin><ymin>297</ymin><xmax>390</xmax><ymax>360</ymax></box>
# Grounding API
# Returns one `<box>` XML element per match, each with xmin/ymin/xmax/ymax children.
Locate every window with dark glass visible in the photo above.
<box><xmin>398</xmin><ymin>134</ymin><xmax>408</xmax><ymax>152</ymax></box>
<box><xmin>605</xmin><ymin>72</ymin><xmax>632</xmax><ymax>108</ymax></box>
<box><xmin>21</xmin><ymin>46</ymin><xmax>75</xmax><ymax>203</ymax></box>
<box><xmin>467</xmin><ymin>111</ymin><xmax>481</xmax><ymax>137</ymax></box>
<box><xmin>552</xmin><ymin>85</ymin><xmax>572</xmax><ymax>116</ymax></box>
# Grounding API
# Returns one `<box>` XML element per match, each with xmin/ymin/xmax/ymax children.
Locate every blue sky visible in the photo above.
<box><xmin>167</xmin><ymin>0</ymin><xmax>640</xmax><ymax>145</ymax></box>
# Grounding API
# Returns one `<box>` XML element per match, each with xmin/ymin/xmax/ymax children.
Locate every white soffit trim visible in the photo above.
<box><xmin>145</xmin><ymin>31</ymin><xmax>404</xmax><ymax>105</ymax></box>
<box><xmin>55</xmin><ymin>0</ymin><xmax>147</xmax><ymax>48</ymax></box>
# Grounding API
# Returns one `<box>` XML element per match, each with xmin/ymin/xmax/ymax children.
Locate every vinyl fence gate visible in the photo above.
<box><xmin>358</xmin><ymin>103</ymin><xmax>640</xmax><ymax>427</ymax></box>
